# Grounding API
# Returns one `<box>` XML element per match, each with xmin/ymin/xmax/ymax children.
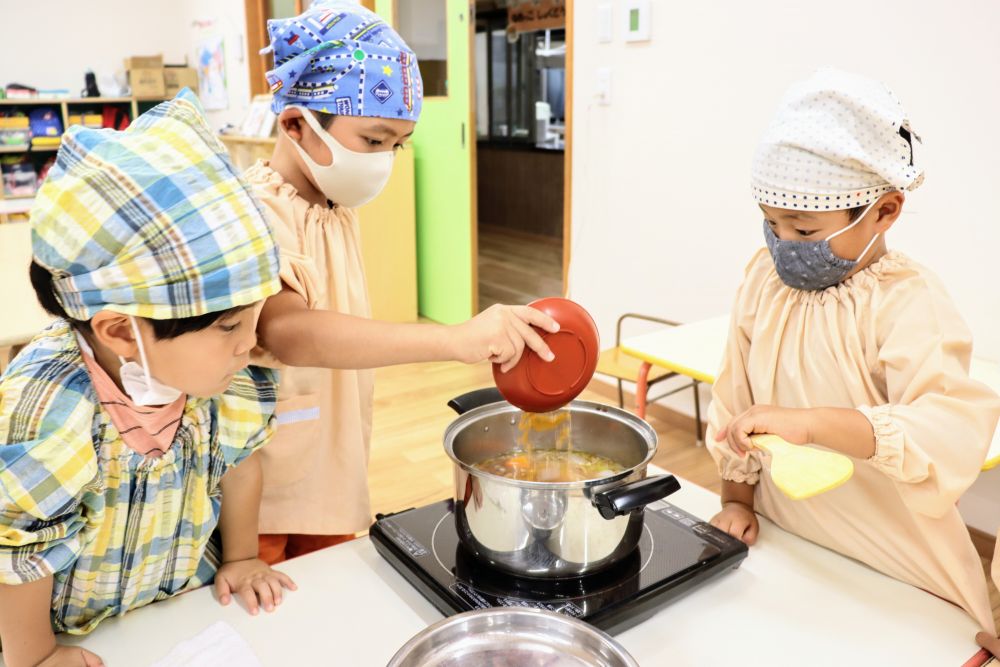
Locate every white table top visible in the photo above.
<box><xmin>0</xmin><ymin>222</ymin><xmax>53</xmax><ymax>348</ymax></box>
<box><xmin>620</xmin><ymin>316</ymin><xmax>729</xmax><ymax>384</ymax></box>
<box><xmin>9</xmin><ymin>468</ymin><xmax>981</xmax><ymax>667</ymax></box>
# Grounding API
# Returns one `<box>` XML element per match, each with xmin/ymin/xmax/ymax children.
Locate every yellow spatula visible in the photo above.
<box><xmin>750</xmin><ymin>434</ymin><xmax>854</xmax><ymax>500</ymax></box>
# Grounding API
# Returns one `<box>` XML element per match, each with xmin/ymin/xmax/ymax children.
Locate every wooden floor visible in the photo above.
<box><xmin>477</xmin><ymin>225</ymin><xmax>563</xmax><ymax>312</ymax></box>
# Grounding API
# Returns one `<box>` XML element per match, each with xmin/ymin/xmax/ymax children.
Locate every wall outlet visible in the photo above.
<box><xmin>596</xmin><ymin>67</ymin><xmax>612</xmax><ymax>105</ymax></box>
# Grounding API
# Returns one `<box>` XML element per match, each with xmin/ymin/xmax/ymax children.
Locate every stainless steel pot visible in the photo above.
<box><xmin>444</xmin><ymin>389</ymin><xmax>680</xmax><ymax>579</ymax></box>
<box><xmin>387</xmin><ymin>607</ymin><xmax>639</xmax><ymax>667</ymax></box>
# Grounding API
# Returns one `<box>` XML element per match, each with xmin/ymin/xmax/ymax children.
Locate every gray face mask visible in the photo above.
<box><xmin>763</xmin><ymin>199</ymin><xmax>881</xmax><ymax>291</ymax></box>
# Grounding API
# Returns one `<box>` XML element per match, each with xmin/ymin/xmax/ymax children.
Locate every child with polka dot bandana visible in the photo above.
<box><xmin>705</xmin><ymin>68</ymin><xmax>1000</xmax><ymax>636</ymax></box>
<box><xmin>245</xmin><ymin>2</ymin><xmax>560</xmax><ymax>564</ymax></box>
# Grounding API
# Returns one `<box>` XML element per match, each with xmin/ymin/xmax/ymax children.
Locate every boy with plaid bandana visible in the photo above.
<box><xmin>0</xmin><ymin>90</ymin><xmax>295</xmax><ymax>667</ymax></box>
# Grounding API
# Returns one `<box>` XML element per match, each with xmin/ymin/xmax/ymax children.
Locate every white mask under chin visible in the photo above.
<box><xmin>288</xmin><ymin>106</ymin><xmax>395</xmax><ymax>208</ymax></box>
<box><xmin>118</xmin><ymin>316</ymin><xmax>185</xmax><ymax>406</ymax></box>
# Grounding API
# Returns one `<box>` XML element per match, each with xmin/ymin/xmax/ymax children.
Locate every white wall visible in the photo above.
<box><xmin>1</xmin><ymin>0</ymin><xmax>252</xmax><ymax>130</ymax></box>
<box><xmin>569</xmin><ymin>1</ymin><xmax>1000</xmax><ymax>530</ymax></box>
<box><xmin>2</xmin><ymin>0</ymin><xmax>188</xmax><ymax>93</ymax></box>
<box><xmin>570</xmin><ymin>0</ymin><xmax>1000</xmax><ymax>356</ymax></box>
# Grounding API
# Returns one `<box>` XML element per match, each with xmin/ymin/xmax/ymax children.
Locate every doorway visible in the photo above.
<box><xmin>473</xmin><ymin>1</ymin><xmax>568</xmax><ymax>312</ymax></box>
<box><xmin>368</xmin><ymin>0</ymin><xmax>572</xmax><ymax>320</ymax></box>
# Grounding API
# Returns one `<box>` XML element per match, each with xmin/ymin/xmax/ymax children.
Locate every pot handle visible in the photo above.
<box><xmin>447</xmin><ymin>388</ymin><xmax>505</xmax><ymax>415</ymax></box>
<box><xmin>592</xmin><ymin>475</ymin><xmax>681</xmax><ymax>520</ymax></box>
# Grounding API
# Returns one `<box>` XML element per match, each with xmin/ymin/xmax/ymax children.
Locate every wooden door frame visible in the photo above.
<box><xmin>562</xmin><ymin>0</ymin><xmax>573</xmax><ymax>296</ymax></box>
<box><xmin>468</xmin><ymin>2</ymin><xmax>479</xmax><ymax>314</ymax></box>
<box><xmin>244</xmin><ymin>0</ymin><xmax>307</xmax><ymax>96</ymax></box>
<box><xmin>244</xmin><ymin>0</ymin><xmax>269</xmax><ymax>97</ymax></box>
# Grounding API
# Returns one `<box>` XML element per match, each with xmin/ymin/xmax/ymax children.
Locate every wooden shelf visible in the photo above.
<box><xmin>0</xmin><ymin>97</ymin><xmax>140</xmax><ymax>105</ymax></box>
<box><xmin>0</xmin><ymin>197</ymin><xmax>34</xmax><ymax>215</ymax></box>
<box><xmin>0</xmin><ymin>144</ymin><xmax>60</xmax><ymax>153</ymax></box>
<box><xmin>0</xmin><ymin>98</ymin><xmax>67</xmax><ymax>105</ymax></box>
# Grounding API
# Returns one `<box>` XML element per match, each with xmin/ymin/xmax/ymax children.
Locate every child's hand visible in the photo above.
<box><xmin>450</xmin><ymin>304</ymin><xmax>560</xmax><ymax>372</ymax></box>
<box><xmin>976</xmin><ymin>631</ymin><xmax>1000</xmax><ymax>657</ymax></box>
<box><xmin>214</xmin><ymin>557</ymin><xmax>297</xmax><ymax>615</ymax></box>
<box><xmin>710</xmin><ymin>501</ymin><xmax>760</xmax><ymax>545</ymax></box>
<box><xmin>716</xmin><ymin>405</ymin><xmax>812</xmax><ymax>456</ymax></box>
<box><xmin>35</xmin><ymin>645</ymin><xmax>105</xmax><ymax>667</ymax></box>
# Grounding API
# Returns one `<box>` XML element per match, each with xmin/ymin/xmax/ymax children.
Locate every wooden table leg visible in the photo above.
<box><xmin>635</xmin><ymin>361</ymin><xmax>652</xmax><ymax>419</ymax></box>
<box><xmin>693</xmin><ymin>379</ymin><xmax>704</xmax><ymax>446</ymax></box>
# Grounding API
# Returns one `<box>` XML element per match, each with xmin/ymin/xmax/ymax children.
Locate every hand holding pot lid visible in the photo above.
<box><xmin>494</xmin><ymin>297</ymin><xmax>600</xmax><ymax>413</ymax></box>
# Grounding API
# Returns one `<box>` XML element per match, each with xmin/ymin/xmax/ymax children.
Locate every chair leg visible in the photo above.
<box><xmin>636</xmin><ymin>362</ymin><xmax>651</xmax><ymax>419</ymax></box>
<box><xmin>693</xmin><ymin>380</ymin><xmax>703</xmax><ymax>446</ymax></box>
<box><xmin>617</xmin><ymin>379</ymin><xmax>624</xmax><ymax>409</ymax></box>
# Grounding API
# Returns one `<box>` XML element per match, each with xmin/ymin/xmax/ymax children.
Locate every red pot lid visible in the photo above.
<box><xmin>493</xmin><ymin>297</ymin><xmax>600</xmax><ymax>413</ymax></box>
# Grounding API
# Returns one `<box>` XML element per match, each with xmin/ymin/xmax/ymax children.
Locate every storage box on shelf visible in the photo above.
<box><xmin>125</xmin><ymin>55</ymin><xmax>199</xmax><ymax>100</ymax></box>
<box><xmin>164</xmin><ymin>67</ymin><xmax>199</xmax><ymax>97</ymax></box>
<box><xmin>129</xmin><ymin>69</ymin><xmax>166</xmax><ymax>98</ymax></box>
<box><xmin>124</xmin><ymin>55</ymin><xmax>164</xmax><ymax>70</ymax></box>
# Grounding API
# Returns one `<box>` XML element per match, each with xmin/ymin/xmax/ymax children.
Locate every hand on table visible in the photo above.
<box><xmin>710</xmin><ymin>501</ymin><xmax>760</xmax><ymax>546</ymax></box>
<box><xmin>449</xmin><ymin>304</ymin><xmax>560</xmax><ymax>373</ymax></box>
<box><xmin>35</xmin><ymin>645</ymin><xmax>104</xmax><ymax>667</ymax></box>
<box><xmin>716</xmin><ymin>405</ymin><xmax>812</xmax><ymax>457</ymax></box>
<box><xmin>214</xmin><ymin>557</ymin><xmax>297</xmax><ymax>616</ymax></box>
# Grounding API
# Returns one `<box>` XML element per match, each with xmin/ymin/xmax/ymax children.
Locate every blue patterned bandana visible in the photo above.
<box><xmin>264</xmin><ymin>2</ymin><xmax>423</xmax><ymax>121</ymax></box>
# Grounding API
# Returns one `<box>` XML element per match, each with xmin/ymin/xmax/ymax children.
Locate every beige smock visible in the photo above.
<box><xmin>707</xmin><ymin>248</ymin><xmax>1000</xmax><ymax>632</ymax></box>
<box><xmin>246</xmin><ymin>161</ymin><xmax>375</xmax><ymax>534</ymax></box>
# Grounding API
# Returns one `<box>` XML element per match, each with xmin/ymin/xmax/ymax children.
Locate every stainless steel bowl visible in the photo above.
<box><xmin>387</xmin><ymin>608</ymin><xmax>639</xmax><ymax>667</ymax></box>
<box><xmin>444</xmin><ymin>390</ymin><xmax>680</xmax><ymax>578</ymax></box>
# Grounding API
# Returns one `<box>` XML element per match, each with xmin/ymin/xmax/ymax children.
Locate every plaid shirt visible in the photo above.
<box><xmin>0</xmin><ymin>321</ymin><xmax>277</xmax><ymax>634</ymax></box>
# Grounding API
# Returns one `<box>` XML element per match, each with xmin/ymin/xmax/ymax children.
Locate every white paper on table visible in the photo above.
<box><xmin>148</xmin><ymin>621</ymin><xmax>261</xmax><ymax>667</ymax></box>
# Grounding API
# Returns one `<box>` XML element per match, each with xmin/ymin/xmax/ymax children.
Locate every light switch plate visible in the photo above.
<box><xmin>598</xmin><ymin>3</ymin><xmax>613</xmax><ymax>43</ymax></box>
<box><xmin>623</xmin><ymin>0</ymin><xmax>651</xmax><ymax>42</ymax></box>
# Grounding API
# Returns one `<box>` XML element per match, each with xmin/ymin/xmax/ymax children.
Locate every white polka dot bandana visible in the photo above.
<box><xmin>751</xmin><ymin>68</ymin><xmax>924</xmax><ymax>212</ymax></box>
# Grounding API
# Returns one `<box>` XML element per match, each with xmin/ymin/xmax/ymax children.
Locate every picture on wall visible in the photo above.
<box><xmin>197</xmin><ymin>35</ymin><xmax>228</xmax><ymax>110</ymax></box>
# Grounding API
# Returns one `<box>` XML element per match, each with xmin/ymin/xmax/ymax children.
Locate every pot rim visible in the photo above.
<box><xmin>387</xmin><ymin>607</ymin><xmax>639</xmax><ymax>667</ymax></box>
<box><xmin>443</xmin><ymin>399</ymin><xmax>658</xmax><ymax>491</ymax></box>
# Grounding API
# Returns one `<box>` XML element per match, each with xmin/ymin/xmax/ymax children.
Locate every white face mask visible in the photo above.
<box><xmin>287</xmin><ymin>106</ymin><xmax>395</xmax><ymax>208</ymax></box>
<box><xmin>118</xmin><ymin>317</ymin><xmax>184</xmax><ymax>407</ymax></box>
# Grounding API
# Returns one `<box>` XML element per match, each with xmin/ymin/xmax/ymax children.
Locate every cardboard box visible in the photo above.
<box><xmin>124</xmin><ymin>55</ymin><xmax>164</xmax><ymax>70</ymax></box>
<box><xmin>164</xmin><ymin>67</ymin><xmax>199</xmax><ymax>97</ymax></box>
<box><xmin>129</xmin><ymin>68</ymin><xmax>166</xmax><ymax>98</ymax></box>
